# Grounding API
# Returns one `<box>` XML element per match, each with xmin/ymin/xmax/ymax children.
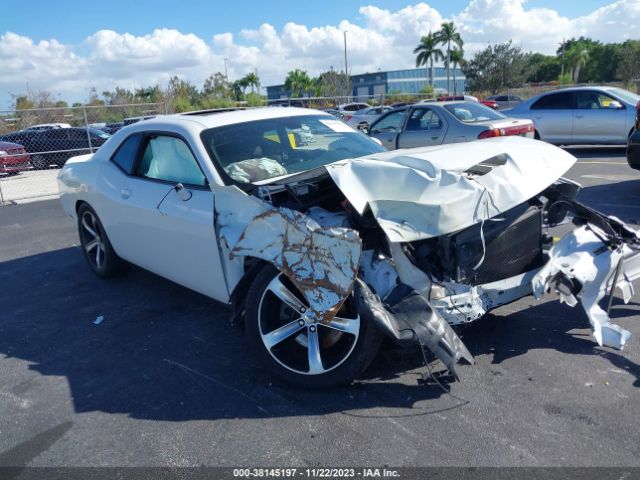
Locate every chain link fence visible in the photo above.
<box><xmin>266</xmin><ymin>92</ymin><xmax>438</xmax><ymax>109</ymax></box>
<box><xmin>0</xmin><ymin>102</ymin><xmax>166</xmax><ymax>204</ymax></box>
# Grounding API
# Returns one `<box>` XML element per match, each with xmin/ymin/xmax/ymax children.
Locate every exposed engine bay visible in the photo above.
<box><xmin>215</xmin><ymin>137</ymin><xmax>640</xmax><ymax>379</ymax></box>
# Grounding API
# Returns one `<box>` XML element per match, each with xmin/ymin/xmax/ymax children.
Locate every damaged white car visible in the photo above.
<box><xmin>58</xmin><ymin>107</ymin><xmax>640</xmax><ymax>388</ymax></box>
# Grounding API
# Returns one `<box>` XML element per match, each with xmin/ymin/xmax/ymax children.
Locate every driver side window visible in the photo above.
<box><xmin>370</xmin><ymin>111</ymin><xmax>406</xmax><ymax>133</ymax></box>
<box><xmin>135</xmin><ymin>135</ymin><xmax>207</xmax><ymax>187</ymax></box>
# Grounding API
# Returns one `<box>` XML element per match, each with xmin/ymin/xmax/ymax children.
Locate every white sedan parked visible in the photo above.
<box><xmin>58</xmin><ymin>107</ymin><xmax>640</xmax><ymax>388</ymax></box>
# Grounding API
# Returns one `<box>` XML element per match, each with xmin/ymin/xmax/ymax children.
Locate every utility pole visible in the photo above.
<box><xmin>343</xmin><ymin>31</ymin><xmax>350</xmax><ymax>101</ymax></box>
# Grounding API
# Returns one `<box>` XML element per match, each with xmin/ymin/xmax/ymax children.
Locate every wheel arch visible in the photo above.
<box><xmin>228</xmin><ymin>256</ymin><xmax>271</xmax><ymax>325</ymax></box>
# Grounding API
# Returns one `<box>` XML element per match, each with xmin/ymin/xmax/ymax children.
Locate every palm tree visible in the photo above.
<box><xmin>284</xmin><ymin>69</ymin><xmax>312</xmax><ymax>98</ymax></box>
<box><xmin>434</xmin><ymin>22</ymin><xmax>463</xmax><ymax>94</ymax></box>
<box><xmin>238</xmin><ymin>77</ymin><xmax>249</xmax><ymax>97</ymax></box>
<box><xmin>242</xmin><ymin>72</ymin><xmax>260</xmax><ymax>94</ymax></box>
<box><xmin>564</xmin><ymin>45</ymin><xmax>590</xmax><ymax>83</ymax></box>
<box><xmin>449</xmin><ymin>47</ymin><xmax>464</xmax><ymax>94</ymax></box>
<box><xmin>413</xmin><ymin>32</ymin><xmax>444</xmax><ymax>91</ymax></box>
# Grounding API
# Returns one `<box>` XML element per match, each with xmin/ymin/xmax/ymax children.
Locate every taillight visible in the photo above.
<box><xmin>479</xmin><ymin>123</ymin><xmax>534</xmax><ymax>139</ymax></box>
<box><xmin>478</xmin><ymin>128</ymin><xmax>503</xmax><ymax>139</ymax></box>
<box><xmin>343</xmin><ymin>115</ymin><xmax>352</xmax><ymax>121</ymax></box>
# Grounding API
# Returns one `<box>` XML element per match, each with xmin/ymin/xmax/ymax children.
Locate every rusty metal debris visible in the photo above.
<box><xmin>220</xmin><ymin>200</ymin><xmax>361</xmax><ymax>324</ymax></box>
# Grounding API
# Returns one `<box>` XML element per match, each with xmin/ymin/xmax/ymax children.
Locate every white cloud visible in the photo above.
<box><xmin>454</xmin><ymin>0</ymin><xmax>640</xmax><ymax>54</ymax></box>
<box><xmin>0</xmin><ymin>1</ymin><xmax>638</xmax><ymax>107</ymax></box>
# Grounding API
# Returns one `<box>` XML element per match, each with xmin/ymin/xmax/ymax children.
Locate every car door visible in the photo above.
<box><xmin>573</xmin><ymin>90</ymin><xmax>628</xmax><ymax>144</ymax></box>
<box><xmin>96</xmin><ymin>132</ymin><xmax>230</xmax><ymax>301</ymax></box>
<box><xmin>397</xmin><ymin>107</ymin><xmax>448</xmax><ymax>148</ymax></box>
<box><xmin>529</xmin><ymin>91</ymin><xmax>575</xmax><ymax>144</ymax></box>
<box><xmin>368</xmin><ymin>110</ymin><xmax>407</xmax><ymax>150</ymax></box>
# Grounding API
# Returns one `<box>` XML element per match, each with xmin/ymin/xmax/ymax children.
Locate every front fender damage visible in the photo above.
<box><xmin>217</xmin><ymin>190</ymin><xmax>473</xmax><ymax>377</ymax></box>
<box><xmin>218</xmin><ymin>193</ymin><xmax>361</xmax><ymax>323</ymax></box>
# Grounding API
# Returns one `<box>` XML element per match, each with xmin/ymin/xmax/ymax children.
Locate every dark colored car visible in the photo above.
<box><xmin>626</xmin><ymin>102</ymin><xmax>640</xmax><ymax>170</ymax></box>
<box><xmin>0</xmin><ymin>141</ymin><xmax>31</xmax><ymax>174</ymax></box>
<box><xmin>102</xmin><ymin>122</ymin><xmax>125</xmax><ymax>135</ymax></box>
<box><xmin>0</xmin><ymin>127</ymin><xmax>110</xmax><ymax>169</ymax></box>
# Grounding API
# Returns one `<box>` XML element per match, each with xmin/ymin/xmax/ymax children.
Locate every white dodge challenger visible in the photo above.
<box><xmin>58</xmin><ymin>107</ymin><xmax>640</xmax><ymax>388</ymax></box>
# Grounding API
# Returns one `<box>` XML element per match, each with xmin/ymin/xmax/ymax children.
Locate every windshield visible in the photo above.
<box><xmin>606</xmin><ymin>87</ymin><xmax>640</xmax><ymax>105</ymax></box>
<box><xmin>443</xmin><ymin>102</ymin><xmax>506</xmax><ymax>123</ymax></box>
<box><xmin>200</xmin><ymin>115</ymin><xmax>385</xmax><ymax>184</ymax></box>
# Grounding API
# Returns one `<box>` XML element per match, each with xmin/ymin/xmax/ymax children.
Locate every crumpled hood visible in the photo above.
<box><xmin>326</xmin><ymin>136</ymin><xmax>576</xmax><ymax>242</ymax></box>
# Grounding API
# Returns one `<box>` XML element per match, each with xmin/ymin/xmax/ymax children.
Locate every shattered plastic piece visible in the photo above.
<box><xmin>533</xmin><ymin>225</ymin><xmax>640</xmax><ymax>349</ymax></box>
<box><xmin>354</xmin><ymin>279</ymin><xmax>474</xmax><ymax>378</ymax></box>
<box><xmin>93</xmin><ymin>316</ymin><xmax>104</xmax><ymax>325</ymax></box>
<box><xmin>358</xmin><ymin>250</ymin><xmax>398</xmax><ymax>301</ymax></box>
<box><xmin>218</xmin><ymin>195</ymin><xmax>361</xmax><ymax>323</ymax></box>
<box><xmin>326</xmin><ymin>137</ymin><xmax>576</xmax><ymax>242</ymax></box>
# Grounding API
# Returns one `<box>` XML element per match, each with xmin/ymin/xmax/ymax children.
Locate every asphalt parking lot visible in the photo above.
<box><xmin>1</xmin><ymin>147</ymin><xmax>639</xmax><ymax>468</ymax></box>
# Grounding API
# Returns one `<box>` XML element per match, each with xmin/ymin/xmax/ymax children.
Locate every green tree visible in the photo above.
<box><xmin>315</xmin><ymin>69</ymin><xmax>348</xmax><ymax>97</ymax></box>
<box><xmin>231</xmin><ymin>80</ymin><xmax>244</xmax><ymax>101</ymax></box>
<box><xmin>563</xmin><ymin>44</ymin><xmax>590</xmax><ymax>82</ymax></box>
<box><xmin>525</xmin><ymin>53</ymin><xmax>561</xmax><ymax>83</ymax></box>
<box><xmin>203</xmin><ymin>72</ymin><xmax>230</xmax><ymax>98</ymax></box>
<box><xmin>413</xmin><ymin>32</ymin><xmax>444</xmax><ymax>90</ymax></box>
<box><xmin>284</xmin><ymin>69</ymin><xmax>313</xmax><ymax>98</ymax></box>
<box><xmin>11</xmin><ymin>95</ymin><xmax>34</xmax><ymax>110</ymax></box>
<box><xmin>434</xmin><ymin>22</ymin><xmax>463</xmax><ymax>94</ymax></box>
<box><xmin>166</xmin><ymin>76</ymin><xmax>199</xmax><ymax>112</ymax></box>
<box><xmin>242</xmin><ymin>72</ymin><xmax>260</xmax><ymax>94</ymax></box>
<box><xmin>617</xmin><ymin>40</ymin><xmax>640</xmax><ymax>86</ymax></box>
<box><xmin>135</xmin><ymin>85</ymin><xmax>163</xmax><ymax>103</ymax></box>
<box><xmin>462</xmin><ymin>41</ymin><xmax>529</xmax><ymax>93</ymax></box>
<box><xmin>449</xmin><ymin>47</ymin><xmax>464</xmax><ymax>94</ymax></box>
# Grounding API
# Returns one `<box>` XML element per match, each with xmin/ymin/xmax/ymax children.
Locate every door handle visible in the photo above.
<box><xmin>575</xmin><ymin>114</ymin><xmax>584</xmax><ymax>119</ymax></box>
<box><xmin>431</xmin><ymin>136</ymin><xmax>439</xmax><ymax>140</ymax></box>
<box><xmin>120</xmin><ymin>188</ymin><xmax>132</xmax><ymax>199</ymax></box>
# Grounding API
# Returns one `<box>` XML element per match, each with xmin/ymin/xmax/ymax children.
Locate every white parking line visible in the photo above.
<box><xmin>577</xmin><ymin>161</ymin><xmax>627</xmax><ymax>165</ymax></box>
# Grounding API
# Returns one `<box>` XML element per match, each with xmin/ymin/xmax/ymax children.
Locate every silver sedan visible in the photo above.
<box><xmin>343</xmin><ymin>106</ymin><xmax>392</xmax><ymax>131</ymax></box>
<box><xmin>367</xmin><ymin>102</ymin><xmax>533</xmax><ymax>150</ymax></box>
<box><xmin>505</xmin><ymin>86</ymin><xmax>639</xmax><ymax>145</ymax></box>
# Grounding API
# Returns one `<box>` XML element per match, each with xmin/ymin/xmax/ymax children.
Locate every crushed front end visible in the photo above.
<box><xmin>219</xmin><ymin>136</ymin><xmax>640</xmax><ymax>379</ymax></box>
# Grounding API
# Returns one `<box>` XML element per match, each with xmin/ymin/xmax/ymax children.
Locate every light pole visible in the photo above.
<box><xmin>343</xmin><ymin>31</ymin><xmax>350</xmax><ymax>101</ymax></box>
<box><xmin>224</xmin><ymin>57</ymin><xmax>230</xmax><ymax>100</ymax></box>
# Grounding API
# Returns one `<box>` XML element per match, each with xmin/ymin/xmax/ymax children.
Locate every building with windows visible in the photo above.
<box><xmin>265</xmin><ymin>67</ymin><xmax>465</xmax><ymax>100</ymax></box>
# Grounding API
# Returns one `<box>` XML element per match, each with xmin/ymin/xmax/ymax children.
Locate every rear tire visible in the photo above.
<box><xmin>244</xmin><ymin>265</ymin><xmax>382</xmax><ymax>388</ymax></box>
<box><xmin>77</xmin><ymin>204</ymin><xmax>124</xmax><ymax>278</ymax></box>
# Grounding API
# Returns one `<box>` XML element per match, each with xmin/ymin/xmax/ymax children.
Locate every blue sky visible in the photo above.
<box><xmin>0</xmin><ymin>0</ymin><xmax>637</xmax><ymax>107</ymax></box>
<box><xmin>1</xmin><ymin>0</ymin><xmax>613</xmax><ymax>44</ymax></box>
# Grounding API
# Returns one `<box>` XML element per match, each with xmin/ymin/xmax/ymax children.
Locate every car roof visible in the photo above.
<box><xmin>139</xmin><ymin>107</ymin><xmax>332</xmax><ymax>130</ymax></box>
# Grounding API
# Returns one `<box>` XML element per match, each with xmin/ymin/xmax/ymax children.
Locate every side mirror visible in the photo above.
<box><xmin>174</xmin><ymin>183</ymin><xmax>192</xmax><ymax>202</ymax></box>
<box><xmin>608</xmin><ymin>100</ymin><xmax>623</xmax><ymax>109</ymax></box>
<box><xmin>359</xmin><ymin>124</ymin><xmax>369</xmax><ymax>134</ymax></box>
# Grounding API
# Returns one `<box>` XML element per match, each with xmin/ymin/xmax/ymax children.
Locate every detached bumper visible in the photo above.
<box><xmin>533</xmin><ymin>218</ymin><xmax>640</xmax><ymax>350</ymax></box>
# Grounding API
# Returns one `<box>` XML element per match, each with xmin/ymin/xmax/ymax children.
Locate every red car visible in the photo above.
<box><xmin>0</xmin><ymin>141</ymin><xmax>32</xmax><ymax>174</ymax></box>
<box><xmin>437</xmin><ymin>95</ymin><xmax>499</xmax><ymax>110</ymax></box>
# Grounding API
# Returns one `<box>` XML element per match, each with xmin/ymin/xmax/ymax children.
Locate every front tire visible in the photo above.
<box><xmin>77</xmin><ymin>204</ymin><xmax>123</xmax><ymax>278</ymax></box>
<box><xmin>244</xmin><ymin>265</ymin><xmax>382</xmax><ymax>388</ymax></box>
<box><xmin>31</xmin><ymin>155</ymin><xmax>48</xmax><ymax>170</ymax></box>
